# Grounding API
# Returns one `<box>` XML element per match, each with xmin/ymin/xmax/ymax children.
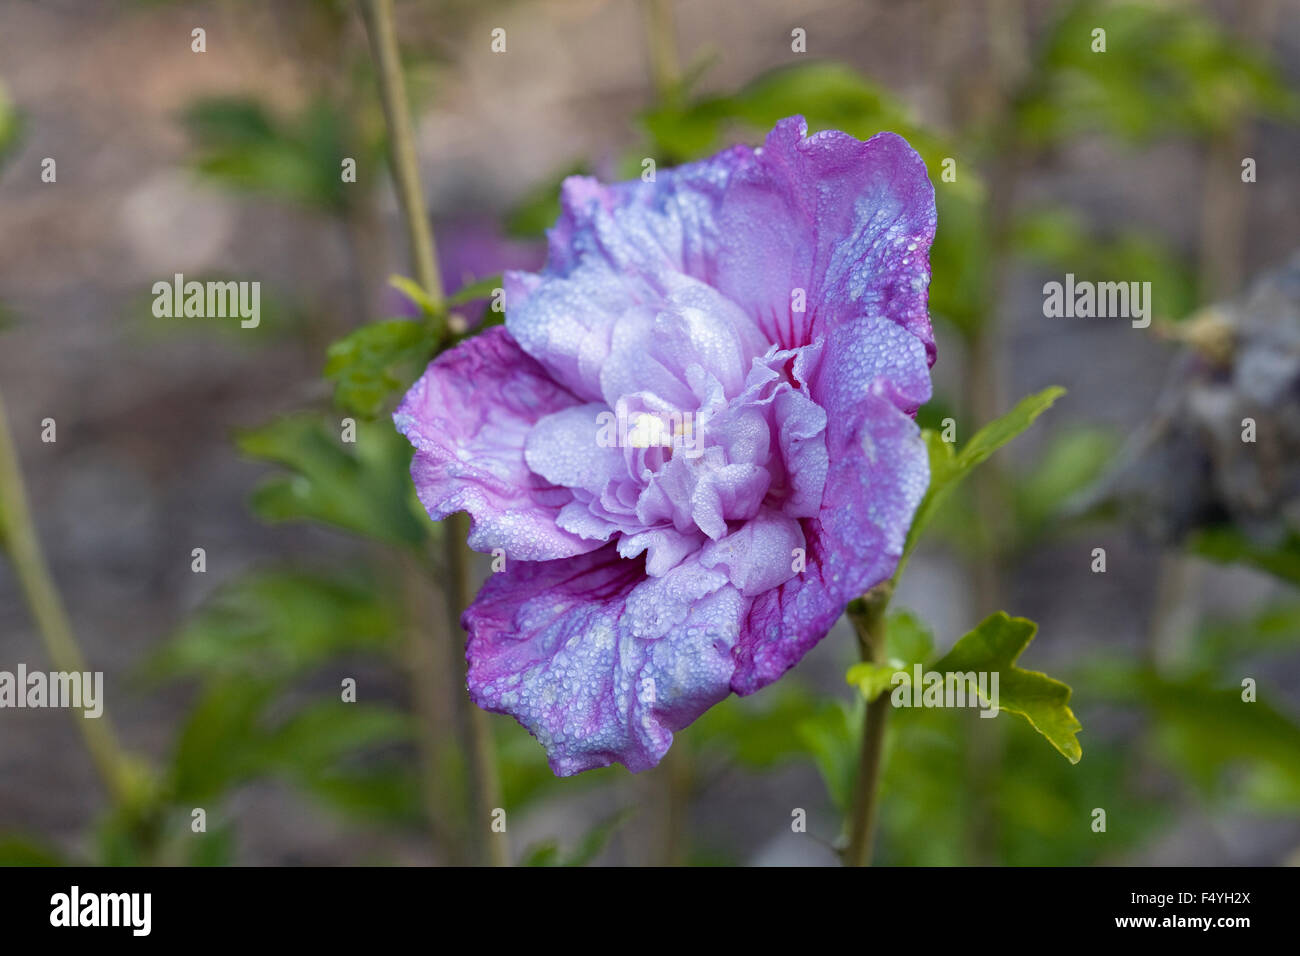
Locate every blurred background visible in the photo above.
<box><xmin>2</xmin><ymin>0</ymin><xmax>1299</xmax><ymax>866</ymax></box>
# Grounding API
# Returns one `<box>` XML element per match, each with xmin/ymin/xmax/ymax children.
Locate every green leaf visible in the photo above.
<box><xmin>1086</xmin><ymin>663</ymin><xmax>1300</xmax><ymax>807</ymax></box>
<box><xmin>0</xmin><ymin>835</ymin><xmax>63</xmax><ymax>866</ymax></box>
<box><xmin>521</xmin><ymin>809</ymin><xmax>637</xmax><ymax>867</ymax></box>
<box><xmin>324</xmin><ymin>319</ymin><xmax>437</xmax><ymax>418</ymax></box>
<box><xmin>1188</xmin><ymin>527</ymin><xmax>1300</xmax><ymax>590</ymax></box>
<box><xmin>170</xmin><ymin>679</ymin><xmax>276</xmax><ymax>804</ymax></box>
<box><xmin>643</xmin><ymin>63</ymin><xmax>973</xmax><ymax>197</ymax></box>
<box><xmin>846</xmin><ymin>612</ymin><xmax>935</xmax><ymax>702</ymax></box>
<box><xmin>237</xmin><ymin>412</ymin><xmax>428</xmax><ymax>546</ymax></box>
<box><xmin>1018</xmin><ymin>1</ymin><xmax>1300</xmax><ymax>146</ymax></box>
<box><xmin>903</xmin><ymin>387</ymin><xmax>1066</xmax><ymax>569</ymax></box>
<box><xmin>933</xmin><ymin>612</ymin><xmax>1082</xmax><ymax>763</ymax></box>
<box><xmin>169</xmin><ymin>679</ymin><xmax>414</xmax><ymax>807</ymax></box>
<box><xmin>689</xmin><ymin>684</ymin><xmax>821</xmax><ymax>768</ymax></box>
<box><xmin>1012</xmin><ymin>426</ymin><xmax>1118</xmax><ymax>540</ymax></box>
<box><xmin>149</xmin><ymin>568</ymin><xmax>400</xmax><ymax>682</ymax></box>
<box><xmin>0</xmin><ymin>79</ymin><xmax>22</xmax><ymax>169</ymax></box>
<box><xmin>795</xmin><ymin>699</ymin><xmax>860</xmax><ymax>811</ymax></box>
<box><xmin>181</xmin><ymin>96</ymin><xmax>373</xmax><ymax>211</ymax></box>
<box><xmin>1011</xmin><ymin>206</ymin><xmax>1197</xmax><ymax>322</ymax></box>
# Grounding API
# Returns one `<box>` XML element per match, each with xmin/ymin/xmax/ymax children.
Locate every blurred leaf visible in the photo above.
<box><xmin>324</xmin><ymin>319</ymin><xmax>437</xmax><ymax>418</ymax></box>
<box><xmin>150</xmin><ymin>568</ymin><xmax>400</xmax><ymax>681</ymax></box>
<box><xmin>1088</xmin><ymin>663</ymin><xmax>1300</xmax><ymax>806</ymax></box>
<box><xmin>182</xmin><ymin>96</ymin><xmax>373</xmax><ymax>211</ymax></box>
<box><xmin>876</xmin><ymin>706</ymin><xmax>970</xmax><ymax>865</ymax></box>
<box><xmin>170</xmin><ymin>680</ymin><xmax>275</xmax><ymax>804</ymax></box>
<box><xmin>1012</xmin><ymin>426</ymin><xmax>1118</xmax><ymax>540</ymax></box>
<box><xmin>1196</xmin><ymin>601</ymin><xmax>1300</xmax><ymax>668</ymax></box>
<box><xmin>237</xmin><ymin>412</ymin><xmax>428</xmax><ymax>546</ymax></box>
<box><xmin>0</xmin><ymin>835</ymin><xmax>63</xmax><ymax>866</ymax></box>
<box><xmin>169</xmin><ymin>677</ymin><xmax>413</xmax><ymax>807</ymax></box>
<box><xmin>520</xmin><ymin>809</ymin><xmax>635</xmax><ymax>867</ymax></box>
<box><xmin>1012</xmin><ymin>206</ymin><xmax>1197</xmax><ymax>322</ymax></box>
<box><xmin>689</xmin><ymin>684</ymin><xmax>821</xmax><ymax>768</ymax></box>
<box><xmin>796</xmin><ymin>698</ymin><xmax>860</xmax><ymax>812</ymax></box>
<box><xmin>929</xmin><ymin>191</ymin><xmax>992</xmax><ymax>336</ymax></box>
<box><xmin>296</xmin><ymin>763</ymin><xmax>424</xmax><ymax>827</ymax></box>
<box><xmin>933</xmin><ymin>612</ymin><xmax>1082</xmax><ymax>763</ymax></box>
<box><xmin>1189</xmin><ymin>527</ymin><xmax>1300</xmax><ymax>589</ymax></box>
<box><xmin>1018</xmin><ymin>0</ymin><xmax>1299</xmax><ymax>145</ymax></box>
<box><xmin>0</xmin><ymin>79</ymin><xmax>21</xmax><ymax>168</ymax></box>
<box><xmin>903</xmin><ymin>387</ymin><xmax>1066</xmax><ymax>570</ymax></box>
<box><xmin>643</xmin><ymin>62</ymin><xmax>972</xmax><ymax>199</ymax></box>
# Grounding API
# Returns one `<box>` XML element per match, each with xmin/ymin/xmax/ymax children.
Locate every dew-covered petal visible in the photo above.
<box><xmin>714</xmin><ymin>117</ymin><xmax>936</xmax><ymax>359</ymax></box>
<box><xmin>394</xmin><ymin>326</ymin><xmax>600</xmax><ymax>561</ymax></box>
<box><xmin>730</xmin><ymin>384</ymin><xmax>928</xmax><ymax>694</ymax></box>
<box><xmin>699</xmin><ymin>509</ymin><xmax>806</xmax><ymax>597</ymax></box>
<box><xmin>463</xmin><ymin>545</ymin><xmax>745</xmax><ymax>775</ymax></box>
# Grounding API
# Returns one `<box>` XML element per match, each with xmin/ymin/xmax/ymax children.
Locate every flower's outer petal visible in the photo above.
<box><xmin>715</xmin><ymin>116</ymin><xmax>936</xmax><ymax>360</ymax></box>
<box><xmin>731</xmin><ymin>382</ymin><xmax>928</xmax><ymax>693</ymax></box>
<box><xmin>394</xmin><ymin>326</ymin><xmax>601</xmax><ymax>561</ymax></box>
<box><xmin>464</xmin><ymin>545</ymin><xmax>746</xmax><ymax>775</ymax></box>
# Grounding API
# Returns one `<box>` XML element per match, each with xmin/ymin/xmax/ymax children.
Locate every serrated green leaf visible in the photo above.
<box><xmin>933</xmin><ymin>612</ymin><xmax>1082</xmax><ymax>763</ymax></box>
<box><xmin>324</xmin><ymin>318</ymin><xmax>437</xmax><ymax>417</ymax></box>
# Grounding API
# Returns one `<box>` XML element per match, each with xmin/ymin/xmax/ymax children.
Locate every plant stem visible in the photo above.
<box><xmin>442</xmin><ymin>512</ymin><xmax>509</xmax><ymax>868</ymax></box>
<box><xmin>843</xmin><ymin>579</ymin><xmax>894</xmax><ymax>866</ymax></box>
<box><xmin>358</xmin><ymin>0</ymin><xmax>506</xmax><ymax>865</ymax></box>
<box><xmin>0</xmin><ymin>390</ymin><xmax>135</xmax><ymax>806</ymax></box>
<box><xmin>358</xmin><ymin>0</ymin><xmax>444</xmax><ymax>314</ymax></box>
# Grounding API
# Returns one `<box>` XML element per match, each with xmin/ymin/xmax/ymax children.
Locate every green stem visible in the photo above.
<box><xmin>358</xmin><ymin>0</ymin><xmax>445</xmax><ymax>315</ymax></box>
<box><xmin>357</xmin><ymin>0</ymin><xmax>506</xmax><ymax>865</ymax></box>
<box><xmin>0</xmin><ymin>390</ymin><xmax>135</xmax><ymax>806</ymax></box>
<box><xmin>843</xmin><ymin>579</ymin><xmax>894</xmax><ymax>866</ymax></box>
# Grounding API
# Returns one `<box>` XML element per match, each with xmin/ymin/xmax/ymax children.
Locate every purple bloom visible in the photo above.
<box><xmin>395</xmin><ymin>117</ymin><xmax>936</xmax><ymax>775</ymax></box>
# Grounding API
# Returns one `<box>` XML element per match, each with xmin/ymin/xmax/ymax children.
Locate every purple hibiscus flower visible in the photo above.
<box><xmin>395</xmin><ymin>116</ymin><xmax>936</xmax><ymax>776</ymax></box>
